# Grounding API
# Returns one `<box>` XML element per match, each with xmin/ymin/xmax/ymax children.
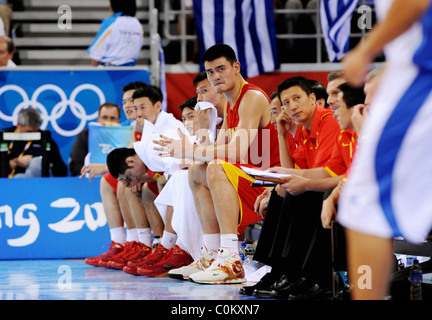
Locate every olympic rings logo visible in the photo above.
<box><xmin>0</xmin><ymin>84</ymin><xmax>106</xmax><ymax>137</ymax></box>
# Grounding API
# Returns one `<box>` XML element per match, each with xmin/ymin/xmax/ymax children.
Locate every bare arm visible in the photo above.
<box><xmin>321</xmin><ymin>180</ymin><xmax>344</xmax><ymax>228</ymax></box>
<box><xmin>128</xmin><ymin>119</ymin><xmax>143</xmax><ymax>148</ymax></box>
<box><xmin>214</xmin><ymin>104</ymin><xmax>230</xmax><ymax>146</ymax></box>
<box><xmin>290</xmin><ymin>167</ymin><xmax>331</xmax><ymax>179</ymax></box>
<box><xmin>280</xmin><ymin>174</ymin><xmax>343</xmax><ymax>196</ymax></box>
<box><xmin>343</xmin><ymin>0</ymin><xmax>431</xmax><ymax>85</ymax></box>
<box><xmin>276</xmin><ymin>110</ymin><xmax>297</xmax><ymax>168</ymax></box>
<box><xmin>156</xmin><ymin>90</ymin><xmax>269</xmax><ymax>163</ymax></box>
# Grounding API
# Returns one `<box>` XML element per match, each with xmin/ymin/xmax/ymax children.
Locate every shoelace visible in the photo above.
<box><xmin>206</xmin><ymin>249</ymin><xmax>242</xmax><ymax>273</ymax></box>
<box><xmin>191</xmin><ymin>248</ymin><xmax>217</xmax><ymax>269</ymax></box>
<box><xmin>122</xmin><ymin>242</ymin><xmax>143</xmax><ymax>260</ymax></box>
<box><xmin>206</xmin><ymin>254</ymin><xmax>226</xmax><ymax>271</ymax></box>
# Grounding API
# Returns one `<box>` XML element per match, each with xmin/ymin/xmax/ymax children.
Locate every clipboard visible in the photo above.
<box><xmin>240</xmin><ymin>165</ymin><xmax>290</xmax><ymax>187</ymax></box>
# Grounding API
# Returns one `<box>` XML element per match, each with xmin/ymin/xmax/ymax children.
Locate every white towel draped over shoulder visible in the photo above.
<box><xmin>194</xmin><ymin>101</ymin><xmax>222</xmax><ymax>143</ymax></box>
<box><xmin>133</xmin><ymin>111</ymin><xmax>187</xmax><ymax>174</ymax></box>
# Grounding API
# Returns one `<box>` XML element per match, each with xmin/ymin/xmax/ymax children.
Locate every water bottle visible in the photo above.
<box><xmin>410</xmin><ymin>260</ymin><xmax>422</xmax><ymax>300</ymax></box>
<box><xmin>152</xmin><ymin>235</ymin><xmax>161</xmax><ymax>249</ymax></box>
<box><xmin>244</xmin><ymin>241</ymin><xmax>260</xmax><ymax>271</ymax></box>
<box><xmin>244</xmin><ymin>241</ymin><xmax>255</xmax><ymax>262</ymax></box>
<box><xmin>239</xmin><ymin>242</ymin><xmax>246</xmax><ymax>263</ymax></box>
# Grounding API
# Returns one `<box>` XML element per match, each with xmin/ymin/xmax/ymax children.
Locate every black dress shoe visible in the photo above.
<box><xmin>239</xmin><ymin>272</ymin><xmax>277</xmax><ymax>296</ymax></box>
<box><xmin>253</xmin><ymin>274</ymin><xmax>291</xmax><ymax>298</ymax></box>
<box><xmin>288</xmin><ymin>284</ymin><xmax>322</xmax><ymax>300</ymax></box>
<box><xmin>270</xmin><ymin>276</ymin><xmax>312</xmax><ymax>299</ymax></box>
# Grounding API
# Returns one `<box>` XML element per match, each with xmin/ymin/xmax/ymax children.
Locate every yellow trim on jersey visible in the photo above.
<box><xmin>226</xmin><ymin>81</ymin><xmax>248</xmax><ymax>117</ymax></box>
<box><xmin>324</xmin><ymin>166</ymin><xmax>339</xmax><ymax>177</ymax></box>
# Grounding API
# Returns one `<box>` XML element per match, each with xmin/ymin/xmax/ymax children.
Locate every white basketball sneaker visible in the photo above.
<box><xmin>168</xmin><ymin>245</ymin><xmax>217</xmax><ymax>280</ymax></box>
<box><xmin>189</xmin><ymin>248</ymin><xmax>246</xmax><ymax>284</ymax></box>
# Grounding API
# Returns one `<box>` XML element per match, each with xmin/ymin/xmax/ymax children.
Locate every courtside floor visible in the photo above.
<box><xmin>1</xmin><ymin>259</ymin><xmax>427</xmax><ymax>319</ymax></box>
<box><xmin>0</xmin><ymin>259</ymin><xmax>263</xmax><ymax>301</ymax></box>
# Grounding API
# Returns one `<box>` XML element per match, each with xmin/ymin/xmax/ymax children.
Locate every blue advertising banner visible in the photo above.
<box><xmin>0</xmin><ymin>68</ymin><xmax>150</xmax><ymax>170</ymax></box>
<box><xmin>0</xmin><ymin>177</ymin><xmax>110</xmax><ymax>259</ymax></box>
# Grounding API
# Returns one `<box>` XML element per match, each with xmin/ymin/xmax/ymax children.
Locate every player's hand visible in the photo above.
<box><xmin>80</xmin><ymin>163</ymin><xmax>108</xmax><ymax>181</ymax></box>
<box><xmin>135</xmin><ymin>118</ymin><xmax>144</xmax><ymax>133</ymax></box>
<box><xmin>276</xmin><ymin>109</ymin><xmax>295</xmax><ymax>136</ymax></box>
<box><xmin>153</xmin><ymin>129</ymin><xmax>193</xmax><ymax>159</ymax></box>
<box><xmin>342</xmin><ymin>45</ymin><xmax>372</xmax><ymax>87</ymax></box>
<box><xmin>280</xmin><ymin>174</ymin><xmax>309</xmax><ymax>196</ymax></box>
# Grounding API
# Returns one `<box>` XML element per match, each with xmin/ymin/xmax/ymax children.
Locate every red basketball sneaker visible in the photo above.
<box><xmin>108</xmin><ymin>241</ymin><xmax>151</xmax><ymax>270</ymax></box>
<box><xmin>135</xmin><ymin>244</ymin><xmax>168</xmax><ymax>276</ymax></box>
<box><xmin>84</xmin><ymin>241</ymin><xmax>124</xmax><ymax>267</ymax></box>
<box><xmin>122</xmin><ymin>245</ymin><xmax>153</xmax><ymax>275</ymax></box>
<box><xmin>137</xmin><ymin>245</ymin><xmax>193</xmax><ymax>277</ymax></box>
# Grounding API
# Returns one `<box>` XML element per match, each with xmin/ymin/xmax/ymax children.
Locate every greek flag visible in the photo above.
<box><xmin>193</xmin><ymin>0</ymin><xmax>279</xmax><ymax>79</ymax></box>
<box><xmin>320</xmin><ymin>0</ymin><xmax>359</xmax><ymax>62</ymax></box>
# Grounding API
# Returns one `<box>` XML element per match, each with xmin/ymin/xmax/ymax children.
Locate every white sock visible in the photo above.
<box><xmin>161</xmin><ymin>231</ymin><xmax>177</xmax><ymax>249</ymax></box>
<box><xmin>220</xmin><ymin>233</ymin><xmax>239</xmax><ymax>254</ymax></box>
<box><xmin>136</xmin><ymin>228</ymin><xmax>152</xmax><ymax>247</ymax></box>
<box><xmin>110</xmin><ymin>227</ymin><xmax>126</xmax><ymax>245</ymax></box>
<box><xmin>126</xmin><ymin>228</ymin><xmax>139</xmax><ymax>243</ymax></box>
<box><xmin>203</xmin><ymin>233</ymin><xmax>220</xmax><ymax>252</ymax></box>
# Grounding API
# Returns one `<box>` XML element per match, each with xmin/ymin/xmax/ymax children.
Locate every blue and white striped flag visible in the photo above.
<box><xmin>193</xmin><ymin>0</ymin><xmax>279</xmax><ymax>79</ymax></box>
<box><xmin>320</xmin><ymin>0</ymin><xmax>359</xmax><ymax>62</ymax></box>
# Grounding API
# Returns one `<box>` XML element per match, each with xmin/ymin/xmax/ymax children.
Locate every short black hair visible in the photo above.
<box><xmin>150</xmin><ymin>85</ymin><xmax>164</xmax><ymax>103</ymax></box>
<box><xmin>107</xmin><ymin>148</ymin><xmax>136</xmax><ymax>179</ymax></box>
<box><xmin>269</xmin><ymin>91</ymin><xmax>279</xmax><ymax>101</ymax></box>
<box><xmin>122</xmin><ymin>81</ymin><xmax>148</xmax><ymax>93</ymax></box>
<box><xmin>277</xmin><ymin>76</ymin><xmax>313</xmax><ymax>101</ymax></box>
<box><xmin>201</xmin><ymin>43</ymin><xmax>237</xmax><ymax>66</ymax></box>
<box><xmin>179</xmin><ymin>96</ymin><xmax>197</xmax><ymax>112</ymax></box>
<box><xmin>308</xmin><ymin>80</ymin><xmax>329</xmax><ymax>108</ymax></box>
<box><xmin>132</xmin><ymin>86</ymin><xmax>162</xmax><ymax>104</ymax></box>
<box><xmin>193</xmin><ymin>71</ymin><xmax>208</xmax><ymax>86</ymax></box>
<box><xmin>338</xmin><ymin>83</ymin><xmax>365</xmax><ymax>109</ymax></box>
<box><xmin>110</xmin><ymin>0</ymin><xmax>137</xmax><ymax>16</ymax></box>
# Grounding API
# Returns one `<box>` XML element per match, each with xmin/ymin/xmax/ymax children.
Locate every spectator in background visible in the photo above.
<box><xmin>0</xmin><ymin>36</ymin><xmax>15</xmax><ymax>67</ymax></box>
<box><xmin>0</xmin><ymin>0</ymin><xmax>12</xmax><ymax>36</ymax></box>
<box><xmin>2</xmin><ymin>108</ymin><xmax>67</xmax><ymax>178</ymax></box>
<box><xmin>88</xmin><ymin>0</ymin><xmax>143</xmax><ymax>67</ymax></box>
<box><xmin>68</xmin><ymin>102</ymin><xmax>121</xmax><ymax>176</ymax></box>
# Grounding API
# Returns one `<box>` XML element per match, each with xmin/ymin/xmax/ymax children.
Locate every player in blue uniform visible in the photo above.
<box><xmin>339</xmin><ymin>0</ymin><xmax>432</xmax><ymax>300</ymax></box>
